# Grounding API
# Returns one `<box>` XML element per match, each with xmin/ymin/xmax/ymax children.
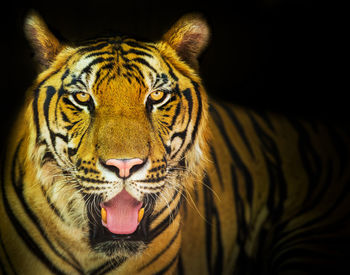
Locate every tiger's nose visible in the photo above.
<box><xmin>105</xmin><ymin>158</ymin><xmax>144</xmax><ymax>178</ymax></box>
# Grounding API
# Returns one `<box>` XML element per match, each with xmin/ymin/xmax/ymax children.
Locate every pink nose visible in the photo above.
<box><xmin>105</xmin><ymin>158</ymin><xmax>144</xmax><ymax>178</ymax></box>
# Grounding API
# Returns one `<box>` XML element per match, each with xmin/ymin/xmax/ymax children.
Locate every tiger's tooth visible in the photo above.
<box><xmin>138</xmin><ymin>208</ymin><xmax>144</xmax><ymax>223</ymax></box>
<box><xmin>101</xmin><ymin>207</ymin><xmax>107</xmax><ymax>224</ymax></box>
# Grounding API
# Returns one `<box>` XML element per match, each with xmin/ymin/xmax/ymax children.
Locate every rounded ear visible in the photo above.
<box><xmin>24</xmin><ymin>10</ymin><xmax>63</xmax><ymax>71</ymax></box>
<box><xmin>162</xmin><ymin>13</ymin><xmax>210</xmax><ymax>69</ymax></box>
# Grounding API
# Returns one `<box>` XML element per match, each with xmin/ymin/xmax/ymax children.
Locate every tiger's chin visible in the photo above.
<box><xmin>93</xmin><ymin>240</ymin><xmax>147</xmax><ymax>258</ymax></box>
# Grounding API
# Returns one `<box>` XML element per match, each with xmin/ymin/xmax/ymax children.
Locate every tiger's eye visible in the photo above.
<box><xmin>149</xmin><ymin>91</ymin><xmax>165</xmax><ymax>102</ymax></box>
<box><xmin>74</xmin><ymin>92</ymin><xmax>91</xmax><ymax>104</ymax></box>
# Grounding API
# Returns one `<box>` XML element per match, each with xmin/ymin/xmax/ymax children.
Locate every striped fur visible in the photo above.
<box><xmin>1</xmin><ymin>12</ymin><xmax>350</xmax><ymax>275</ymax></box>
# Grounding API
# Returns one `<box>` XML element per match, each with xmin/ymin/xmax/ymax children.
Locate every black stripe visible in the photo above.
<box><xmin>209</xmin><ymin>145</ymin><xmax>224</xmax><ymax>189</ymax></box>
<box><xmin>158</xmin><ymin>132</ymin><xmax>171</xmax><ymax>155</ymax></box>
<box><xmin>231</xmin><ymin>165</ymin><xmax>248</xmax><ymax>244</ymax></box>
<box><xmin>276</xmin><ymin>162</ymin><xmax>350</xmax><ymax>252</ymax></box>
<box><xmin>210</xmin><ymin>105</ymin><xmax>255</xmax><ymax>270</ymax></box>
<box><xmin>79</xmin><ymin>57</ymin><xmax>115</xmax><ymax>77</ymax></box>
<box><xmin>166</xmin><ymin>99</ymin><xmax>182</xmax><ymax>131</ymax></box>
<box><xmin>203</xmin><ymin>174</ymin><xmax>213</xmax><ymax>273</ymax></box>
<box><xmin>161</xmin><ymin>56</ymin><xmax>179</xmax><ymax>81</ymax></box>
<box><xmin>202</xmin><ymin>175</ymin><xmax>223</xmax><ymax>274</ymax></box>
<box><xmin>89</xmin><ymin>257</ymin><xmax>126</xmax><ymax>275</ymax></box>
<box><xmin>283</xmin><ymin>118</ymin><xmax>347</xmax><ymax>241</ymax></box>
<box><xmin>248</xmin><ymin>112</ymin><xmax>286</xmax><ymax>218</ymax></box>
<box><xmin>122</xmin><ymin>63</ymin><xmax>145</xmax><ymax>79</ymax></box>
<box><xmin>125</xmin><ymin>48</ymin><xmax>153</xmax><ymax>58</ymax></box>
<box><xmin>172</xmin><ymin>88</ymin><xmax>193</xmax><ymax>158</ymax></box>
<box><xmin>55</xmin><ymin>133</ymin><xmax>69</xmax><ymax>143</ymax></box>
<box><xmin>94</xmin><ymin>63</ymin><xmax>115</xmax><ymax>92</ymax></box>
<box><xmin>171</xmin><ymin>81</ymin><xmax>204</xmax><ymax>164</ymax></box>
<box><xmin>77</xmin><ymin>42</ymin><xmax>110</xmax><ymax>54</ymax></box>
<box><xmin>135</xmin><ymin>177</ymin><xmax>166</xmax><ymax>184</ymax></box>
<box><xmin>138</xmin><ymin>223</ymin><xmax>181</xmax><ymax>272</ymax></box>
<box><xmin>230</xmin><ymin>165</ymin><xmax>252</xmax><ymax>274</ymax></box>
<box><xmin>60</xmin><ymin>68</ymin><xmax>71</xmax><ymax>82</ymax></box>
<box><xmin>65</xmin><ymin>119</ymin><xmax>83</xmax><ymax>131</ymax></box>
<box><xmin>7</xmin><ymin>141</ymin><xmax>82</xmax><ymax>273</ymax></box>
<box><xmin>132</xmin><ymin>57</ymin><xmax>157</xmax><ymax>73</ymax></box>
<box><xmin>177</xmin><ymin>255</ymin><xmax>184</xmax><ymax>275</ymax></box>
<box><xmin>210</xmin><ymin>105</ymin><xmax>254</xmax><ymax>205</ymax></box>
<box><xmin>87</xmin><ymin>257</ymin><xmax>126</xmax><ymax>275</ymax></box>
<box><xmin>44</xmin><ymin>86</ymin><xmax>58</xmax><ymax>147</ymax></box>
<box><xmin>153</xmin><ymin>73</ymin><xmax>169</xmax><ymax>90</ymax></box>
<box><xmin>67</xmin><ymin>124</ymin><xmax>89</xmax><ymax>159</ymax></box>
<box><xmin>154</xmin><ymin>253</ymin><xmax>179</xmax><ymax>275</ymax></box>
<box><xmin>255</xmin><ymin>109</ymin><xmax>275</xmax><ymax>131</ymax></box>
<box><xmin>288</xmin><ymin>118</ymin><xmax>322</xmax><ymax>206</ymax></box>
<box><xmin>40</xmin><ymin>185</ymin><xmax>66</xmax><ymax>223</ymax></box>
<box><xmin>60</xmin><ymin>109</ymin><xmax>71</xmax><ymax>123</ymax></box>
<box><xmin>1</xmin><ymin>141</ymin><xmax>66</xmax><ymax>274</ymax></box>
<box><xmin>33</xmin><ymin>89</ymin><xmax>41</xmax><ymax>140</ymax></box>
<box><xmin>167</xmin><ymin>88</ymin><xmax>192</xmax><ymax>160</ymax></box>
<box><xmin>221</xmin><ymin>104</ymin><xmax>255</xmax><ymax>158</ymax></box>
<box><xmin>150</xmin><ymin>189</ymin><xmax>180</xmax><ymax>222</ymax></box>
<box><xmin>32</xmin><ymin>53</ymin><xmax>75</xmax><ymax>142</ymax></box>
<box><xmin>43</xmin><ymin>87</ymin><xmax>72</xmax><ymax>166</ymax></box>
<box><xmin>123</xmin><ymin>40</ymin><xmax>155</xmax><ymax>52</ymax></box>
<box><xmin>0</xmin><ymin>233</ymin><xmax>17</xmax><ymax>275</ymax></box>
<box><xmin>129</xmin><ymin>63</ymin><xmax>145</xmax><ymax>79</ymax></box>
<box><xmin>0</xmin><ymin>258</ymin><xmax>6</xmax><ymax>275</ymax></box>
<box><xmin>148</xmin><ymin>197</ymin><xmax>182</xmax><ymax>241</ymax></box>
<box><xmin>33</xmin><ymin>70</ymin><xmax>61</xmax><ymax>141</ymax></box>
<box><xmin>325</xmin><ymin>121</ymin><xmax>350</xmax><ymax>179</ymax></box>
<box><xmin>62</xmin><ymin>97</ymin><xmax>83</xmax><ymax>112</ymax></box>
<box><xmin>169</xmin><ymin>131</ymin><xmax>186</xmax><ymax>159</ymax></box>
<box><xmin>213</xmin><ymin>206</ymin><xmax>224</xmax><ymax>274</ymax></box>
<box><xmin>85</xmin><ymin>51</ymin><xmax>114</xmax><ymax>59</ymax></box>
<box><xmin>188</xmin><ymin>82</ymin><xmax>202</xmax><ymax>147</ymax></box>
<box><xmin>75</xmin><ymin>175</ymin><xmax>110</xmax><ymax>185</ymax></box>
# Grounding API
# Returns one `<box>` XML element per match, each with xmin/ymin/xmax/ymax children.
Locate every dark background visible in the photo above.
<box><xmin>1</xmin><ymin>0</ymin><xmax>345</xmax><ymax>150</ymax></box>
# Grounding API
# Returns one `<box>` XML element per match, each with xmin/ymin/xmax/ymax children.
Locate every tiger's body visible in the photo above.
<box><xmin>1</xmin><ymin>12</ymin><xmax>350</xmax><ymax>275</ymax></box>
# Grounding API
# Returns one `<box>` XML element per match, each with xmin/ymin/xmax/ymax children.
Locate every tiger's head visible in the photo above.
<box><xmin>24</xmin><ymin>11</ymin><xmax>211</xmax><ymax>258</ymax></box>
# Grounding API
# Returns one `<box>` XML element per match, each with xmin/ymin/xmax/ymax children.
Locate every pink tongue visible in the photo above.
<box><xmin>102</xmin><ymin>190</ymin><xmax>142</xmax><ymax>235</ymax></box>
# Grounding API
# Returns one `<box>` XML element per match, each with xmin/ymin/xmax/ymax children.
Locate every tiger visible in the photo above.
<box><xmin>1</xmin><ymin>10</ymin><xmax>350</xmax><ymax>275</ymax></box>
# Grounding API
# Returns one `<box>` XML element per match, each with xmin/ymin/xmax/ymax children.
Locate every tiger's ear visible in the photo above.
<box><xmin>162</xmin><ymin>14</ymin><xmax>210</xmax><ymax>69</ymax></box>
<box><xmin>24</xmin><ymin>10</ymin><xmax>63</xmax><ymax>71</ymax></box>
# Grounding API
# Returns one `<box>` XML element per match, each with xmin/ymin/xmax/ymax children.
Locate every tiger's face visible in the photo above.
<box><xmin>27</xmin><ymin>13</ymin><xmax>210</xmax><ymax>258</ymax></box>
<box><xmin>50</xmin><ymin>39</ymin><xmax>184</xmax><ymax>201</ymax></box>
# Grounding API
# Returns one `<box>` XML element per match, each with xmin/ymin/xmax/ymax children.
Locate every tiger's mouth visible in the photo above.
<box><xmin>88</xmin><ymin>190</ymin><xmax>155</xmax><ymax>252</ymax></box>
<box><xmin>100</xmin><ymin>190</ymin><xmax>144</xmax><ymax>235</ymax></box>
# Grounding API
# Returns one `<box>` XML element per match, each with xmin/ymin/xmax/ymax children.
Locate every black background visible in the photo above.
<box><xmin>1</xmin><ymin>0</ymin><xmax>346</xmax><ymax>150</ymax></box>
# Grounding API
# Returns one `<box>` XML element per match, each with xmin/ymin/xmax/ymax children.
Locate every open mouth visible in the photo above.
<box><xmin>100</xmin><ymin>190</ymin><xmax>144</xmax><ymax>235</ymax></box>
<box><xmin>88</xmin><ymin>190</ymin><xmax>154</xmax><ymax>249</ymax></box>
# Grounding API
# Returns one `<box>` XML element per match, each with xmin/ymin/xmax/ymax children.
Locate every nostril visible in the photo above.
<box><xmin>99</xmin><ymin>158</ymin><xmax>120</xmax><ymax>175</ymax></box>
<box><xmin>128</xmin><ymin>159</ymin><xmax>146</xmax><ymax>176</ymax></box>
<box><xmin>105</xmin><ymin>158</ymin><xmax>144</xmax><ymax>178</ymax></box>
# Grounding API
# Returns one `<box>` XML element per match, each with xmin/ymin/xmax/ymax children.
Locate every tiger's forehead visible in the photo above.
<box><xmin>61</xmin><ymin>37</ymin><xmax>176</xmax><ymax>95</ymax></box>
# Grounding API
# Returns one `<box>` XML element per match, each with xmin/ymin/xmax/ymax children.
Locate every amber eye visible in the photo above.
<box><xmin>73</xmin><ymin>92</ymin><xmax>91</xmax><ymax>105</ymax></box>
<box><xmin>149</xmin><ymin>91</ymin><xmax>165</xmax><ymax>102</ymax></box>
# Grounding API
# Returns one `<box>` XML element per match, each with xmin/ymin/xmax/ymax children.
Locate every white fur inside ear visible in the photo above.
<box><xmin>181</xmin><ymin>18</ymin><xmax>210</xmax><ymax>56</ymax></box>
<box><xmin>24</xmin><ymin>10</ymin><xmax>62</xmax><ymax>70</ymax></box>
<box><xmin>162</xmin><ymin>14</ymin><xmax>210</xmax><ymax>68</ymax></box>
